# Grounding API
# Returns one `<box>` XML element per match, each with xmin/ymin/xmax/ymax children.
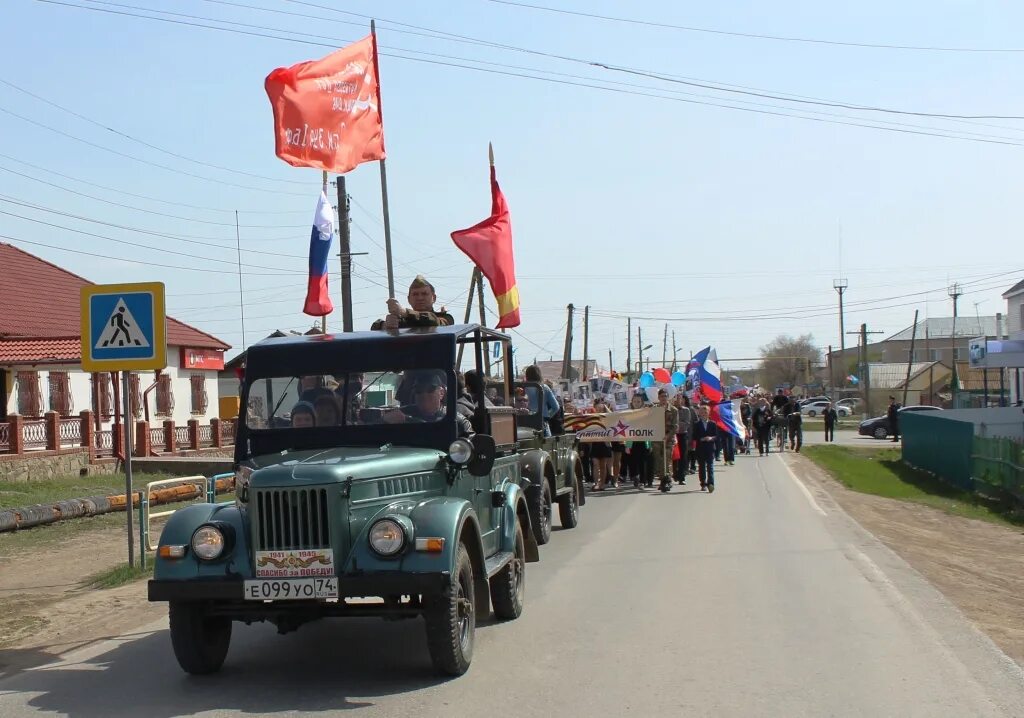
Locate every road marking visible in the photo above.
<box><xmin>776</xmin><ymin>455</ymin><xmax>827</xmax><ymax>516</ymax></box>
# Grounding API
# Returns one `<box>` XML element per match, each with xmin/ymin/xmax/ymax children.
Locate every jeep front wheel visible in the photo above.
<box><xmin>530</xmin><ymin>481</ymin><xmax>553</xmax><ymax>545</ymax></box>
<box><xmin>168</xmin><ymin>602</ymin><xmax>232</xmax><ymax>675</ymax></box>
<box><xmin>424</xmin><ymin>542</ymin><xmax>475</xmax><ymax>676</ymax></box>
<box><xmin>490</xmin><ymin>520</ymin><xmax>526</xmax><ymax>620</ymax></box>
<box><xmin>557</xmin><ymin>482</ymin><xmax>579</xmax><ymax>529</ymax></box>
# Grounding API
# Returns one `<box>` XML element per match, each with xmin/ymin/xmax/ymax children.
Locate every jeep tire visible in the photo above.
<box><xmin>168</xmin><ymin>601</ymin><xmax>232</xmax><ymax>675</ymax></box>
<box><xmin>557</xmin><ymin>481</ymin><xmax>579</xmax><ymax>529</ymax></box>
<box><xmin>490</xmin><ymin>520</ymin><xmax>526</xmax><ymax>620</ymax></box>
<box><xmin>529</xmin><ymin>480</ymin><xmax>553</xmax><ymax>546</ymax></box>
<box><xmin>424</xmin><ymin>542</ymin><xmax>475</xmax><ymax>676</ymax></box>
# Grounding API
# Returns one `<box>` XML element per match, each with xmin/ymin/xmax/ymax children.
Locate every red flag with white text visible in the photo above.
<box><xmin>265</xmin><ymin>35</ymin><xmax>385</xmax><ymax>173</ymax></box>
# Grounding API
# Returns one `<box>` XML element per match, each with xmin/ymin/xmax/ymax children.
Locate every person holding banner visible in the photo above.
<box><xmin>626</xmin><ymin>392</ymin><xmax>653</xmax><ymax>489</ymax></box>
<box><xmin>656</xmin><ymin>389</ymin><xmax>679</xmax><ymax>493</ymax></box>
<box><xmin>590</xmin><ymin>397</ymin><xmax>615</xmax><ymax>490</ymax></box>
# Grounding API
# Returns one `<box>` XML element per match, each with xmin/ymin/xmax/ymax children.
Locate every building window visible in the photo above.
<box><xmin>92</xmin><ymin>373</ymin><xmax>113</xmax><ymax>419</ymax></box>
<box><xmin>190</xmin><ymin>374</ymin><xmax>208</xmax><ymax>415</ymax></box>
<box><xmin>47</xmin><ymin>372</ymin><xmax>73</xmax><ymax>416</ymax></box>
<box><xmin>16</xmin><ymin>371</ymin><xmax>41</xmax><ymax>417</ymax></box>
<box><xmin>930</xmin><ymin>349</ymin><xmax>942</xmax><ymax>362</ymax></box>
<box><xmin>155</xmin><ymin>374</ymin><xmax>174</xmax><ymax>416</ymax></box>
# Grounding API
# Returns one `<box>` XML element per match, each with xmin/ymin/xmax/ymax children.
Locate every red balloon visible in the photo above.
<box><xmin>652</xmin><ymin>368</ymin><xmax>672</xmax><ymax>384</ymax></box>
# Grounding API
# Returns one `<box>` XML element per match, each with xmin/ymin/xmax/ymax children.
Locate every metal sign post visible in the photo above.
<box><xmin>123</xmin><ymin>371</ymin><xmax>135</xmax><ymax>568</ymax></box>
<box><xmin>81</xmin><ymin>282</ymin><xmax>166</xmax><ymax>568</ymax></box>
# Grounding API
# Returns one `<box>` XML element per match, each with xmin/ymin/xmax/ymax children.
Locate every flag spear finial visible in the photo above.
<box><xmin>488</xmin><ymin>142</ymin><xmax>494</xmax><ymax>167</ymax></box>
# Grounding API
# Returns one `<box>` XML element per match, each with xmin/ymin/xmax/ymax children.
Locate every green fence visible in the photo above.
<box><xmin>901</xmin><ymin>411</ymin><xmax>974</xmax><ymax>491</ymax></box>
<box><xmin>972</xmin><ymin>435</ymin><xmax>1024</xmax><ymax>504</ymax></box>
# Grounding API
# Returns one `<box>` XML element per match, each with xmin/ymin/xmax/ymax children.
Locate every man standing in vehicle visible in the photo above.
<box><xmin>372</xmin><ymin>275</ymin><xmax>455</xmax><ymax>330</ymax></box>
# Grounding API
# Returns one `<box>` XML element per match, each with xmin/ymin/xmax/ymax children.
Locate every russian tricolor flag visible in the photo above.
<box><xmin>692</xmin><ymin>345</ymin><xmax>746</xmax><ymax>439</ymax></box>
<box><xmin>303</xmin><ymin>190</ymin><xmax>335</xmax><ymax>316</ymax></box>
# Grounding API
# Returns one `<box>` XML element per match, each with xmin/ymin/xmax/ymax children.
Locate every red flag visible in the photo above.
<box><xmin>265</xmin><ymin>35</ymin><xmax>385</xmax><ymax>174</ymax></box>
<box><xmin>451</xmin><ymin>163</ymin><xmax>520</xmax><ymax>328</ymax></box>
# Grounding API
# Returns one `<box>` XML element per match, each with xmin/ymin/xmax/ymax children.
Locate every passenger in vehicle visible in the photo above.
<box><xmin>371</xmin><ymin>275</ymin><xmax>455</xmax><ymax>330</ymax></box>
<box><xmin>313</xmin><ymin>394</ymin><xmax>341</xmax><ymax>426</ymax></box>
<box><xmin>299</xmin><ymin>375</ymin><xmax>333</xmax><ymax>404</ymax></box>
<box><xmin>291</xmin><ymin>401</ymin><xmax>316</xmax><ymax>428</ymax></box>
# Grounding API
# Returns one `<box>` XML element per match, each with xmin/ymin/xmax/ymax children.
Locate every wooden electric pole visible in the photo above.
<box><xmin>561</xmin><ymin>304</ymin><xmax>575</xmax><ymax>381</ymax></box>
<box><xmin>626</xmin><ymin>318</ymin><xmax>632</xmax><ymax>382</ymax></box>
<box><xmin>902</xmin><ymin>310</ymin><xmax>919</xmax><ymax>407</ymax></box>
<box><xmin>582</xmin><ymin>305</ymin><xmax>590</xmax><ymax>380</ymax></box>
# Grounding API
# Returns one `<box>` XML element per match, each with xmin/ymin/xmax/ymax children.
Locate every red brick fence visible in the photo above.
<box><xmin>0</xmin><ymin>411</ymin><xmax>236</xmax><ymax>459</ymax></box>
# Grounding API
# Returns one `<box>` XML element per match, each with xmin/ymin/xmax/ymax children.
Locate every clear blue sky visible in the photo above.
<box><xmin>2</xmin><ymin>0</ymin><xmax>1022</xmax><ymax>373</ymax></box>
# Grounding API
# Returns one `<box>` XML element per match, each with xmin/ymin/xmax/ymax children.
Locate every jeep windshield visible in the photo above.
<box><xmin>244</xmin><ymin>369</ymin><xmax>452</xmax><ymax>431</ymax></box>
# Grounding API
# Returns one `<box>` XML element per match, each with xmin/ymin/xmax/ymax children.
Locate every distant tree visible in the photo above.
<box><xmin>759</xmin><ymin>334</ymin><xmax>823</xmax><ymax>390</ymax></box>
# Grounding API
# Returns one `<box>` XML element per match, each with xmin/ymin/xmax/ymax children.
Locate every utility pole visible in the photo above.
<box><xmin>477</xmin><ymin>274</ymin><xmax>491</xmax><ymax>375</ymax></box>
<box><xmin>848</xmin><ymin>323</ymin><xmax>882</xmax><ymax>416</ymax></box>
<box><xmin>608</xmin><ymin>349</ymin><xmax>613</xmax><ymax>377</ymax></box>
<box><xmin>561</xmin><ymin>303</ymin><xmax>575</xmax><ymax>381</ymax></box>
<box><xmin>336</xmin><ymin>176</ymin><xmax>354</xmax><ymax>332</ymax></box>
<box><xmin>626</xmin><ymin>318</ymin><xmax>632</xmax><ymax>382</ymax></box>
<box><xmin>671</xmin><ymin>331</ymin><xmax>678</xmax><ymax>371</ymax></box>
<box><xmin>949</xmin><ymin>282</ymin><xmax>963</xmax><ymax>407</ymax></box>
<box><xmin>662</xmin><ymin>323</ymin><xmax>668</xmax><ymax>367</ymax></box>
<box><xmin>834</xmin><ymin>278</ymin><xmax>848</xmax><ymax>388</ymax></box>
<box><xmin>637</xmin><ymin>326</ymin><xmax>643</xmax><ymax>376</ymax></box>
<box><xmin>582</xmin><ymin>305</ymin><xmax>590</xmax><ymax>380</ymax></box>
<box><xmin>902</xmin><ymin>310</ymin><xmax>919</xmax><ymax>407</ymax></box>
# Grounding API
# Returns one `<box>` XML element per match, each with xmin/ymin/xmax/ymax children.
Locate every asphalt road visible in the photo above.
<box><xmin>2</xmin><ymin>455</ymin><xmax>1022</xmax><ymax>717</ymax></box>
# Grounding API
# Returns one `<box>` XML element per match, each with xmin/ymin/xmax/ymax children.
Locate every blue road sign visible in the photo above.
<box><xmin>81</xmin><ymin>282</ymin><xmax>166</xmax><ymax>371</ymax></box>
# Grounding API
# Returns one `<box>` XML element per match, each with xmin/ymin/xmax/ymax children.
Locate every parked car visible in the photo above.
<box><xmin>801</xmin><ymin>401</ymin><xmax>850</xmax><ymax>418</ymax></box>
<box><xmin>798</xmin><ymin>395</ymin><xmax>830</xmax><ymax>407</ymax></box>
<box><xmin>858</xmin><ymin>405</ymin><xmax>942</xmax><ymax>439</ymax></box>
<box><xmin>836</xmin><ymin>398</ymin><xmax>863</xmax><ymax>412</ymax></box>
<box><xmin>149</xmin><ymin>324</ymin><xmax>556</xmax><ymax>677</ymax></box>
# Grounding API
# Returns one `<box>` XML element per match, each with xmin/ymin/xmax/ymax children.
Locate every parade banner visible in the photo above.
<box><xmin>564</xmin><ymin>406</ymin><xmax>665</xmax><ymax>443</ymax></box>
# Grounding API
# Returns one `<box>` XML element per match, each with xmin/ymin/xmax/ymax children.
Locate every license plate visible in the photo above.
<box><xmin>243</xmin><ymin>577</ymin><xmax>339</xmax><ymax>601</ymax></box>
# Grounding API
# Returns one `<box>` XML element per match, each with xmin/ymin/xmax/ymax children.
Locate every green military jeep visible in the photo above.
<box><xmin>513</xmin><ymin>381</ymin><xmax>585</xmax><ymax>545</ymax></box>
<box><xmin>148</xmin><ymin>325</ymin><xmax>539</xmax><ymax>676</ymax></box>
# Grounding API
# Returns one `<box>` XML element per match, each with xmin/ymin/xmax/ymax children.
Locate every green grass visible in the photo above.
<box><xmin>82</xmin><ymin>562</ymin><xmax>154</xmax><ymax>590</ymax></box>
<box><xmin>803</xmin><ymin>445</ymin><xmax>1024</xmax><ymax>528</ymax></box>
<box><xmin>0</xmin><ymin>472</ymin><xmax>176</xmax><ymax>510</ymax></box>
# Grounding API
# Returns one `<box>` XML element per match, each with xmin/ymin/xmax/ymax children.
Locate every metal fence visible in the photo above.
<box><xmin>22</xmin><ymin>420</ymin><xmax>47</xmax><ymax>450</ymax></box>
<box><xmin>0</xmin><ymin>423</ymin><xmax>9</xmax><ymax>452</ymax></box>
<box><xmin>198</xmin><ymin>424</ymin><xmax>213</xmax><ymax>446</ymax></box>
<box><xmin>901</xmin><ymin>411</ymin><xmax>974</xmax><ymax>492</ymax></box>
<box><xmin>174</xmin><ymin>425</ymin><xmax>191</xmax><ymax>448</ymax></box>
<box><xmin>972</xmin><ymin>436</ymin><xmax>1024</xmax><ymax>504</ymax></box>
<box><xmin>149</xmin><ymin>426</ymin><xmax>166</xmax><ymax>448</ymax></box>
<box><xmin>58</xmin><ymin>418</ymin><xmax>81</xmax><ymax>447</ymax></box>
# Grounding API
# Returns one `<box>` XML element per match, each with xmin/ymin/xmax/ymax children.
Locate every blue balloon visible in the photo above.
<box><xmin>639</xmin><ymin>371</ymin><xmax>655</xmax><ymax>388</ymax></box>
<box><xmin>671</xmin><ymin>371</ymin><xmax>686</xmax><ymax>387</ymax></box>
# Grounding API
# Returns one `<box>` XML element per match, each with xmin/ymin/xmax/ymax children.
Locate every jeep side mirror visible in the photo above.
<box><xmin>467</xmin><ymin>434</ymin><xmax>496</xmax><ymax>476</ymax></box>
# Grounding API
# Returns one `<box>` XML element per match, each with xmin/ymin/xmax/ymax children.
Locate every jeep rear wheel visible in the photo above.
<box><xmin>490</xmin><ymin>520</ymin><xmax>526</xmax><ymax>620</ymax></box>
<box><xmin>424</xmin><ymin>542</ymin><xmax>475</xmax><ymax>676</ymax></box>
<box><xmin>529</xmin><ymin>481</ymin><xmax>553</xmax><ymax>546</ymax></box>
<box><xmin>557</xmin><ymin>482</ymin><xmax>579</xmax><ymax>529</ymax></box>
<box><xmin>168</xmin><ymin>602</ymin><xmax>232</xmax><ymax>675</ymax></box>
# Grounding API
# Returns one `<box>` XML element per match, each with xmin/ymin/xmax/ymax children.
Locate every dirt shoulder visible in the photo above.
<box><xmin>792</xmin><ymin>453</ymin><xmax>1024</xmax><ymax>666</ymax></box>
<box><xmin>0</xmin><ymin>521</ymin><xmax>162</xmax><ymax>676</ymax></box>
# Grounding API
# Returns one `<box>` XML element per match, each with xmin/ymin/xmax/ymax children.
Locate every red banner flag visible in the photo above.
<box><xmin>265</xmin><ymin>35</ymin><xmax>385</xmax><ymax>174</ymax></box>
<box><xmin>451</xmin><ymin>162</ymin><xmax>520</xmax><ymax>328</ymax></box>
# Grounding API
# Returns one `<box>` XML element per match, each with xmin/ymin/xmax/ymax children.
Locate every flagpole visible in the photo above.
<box><xmin>370</xmin><ymin>20</ymin><xmax>396</xmax><ymax>298</ymax></box>
<box><xmin>234</xmin><ymin>210</ymin><xmax>246</xmax><ymax>350</ymax></box>
<box><xmin>321</xmin><ymin>170</ymin><xmax>328</xmax><ymax>333</ymax></box>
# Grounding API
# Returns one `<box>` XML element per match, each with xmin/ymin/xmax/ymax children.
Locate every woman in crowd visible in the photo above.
<box><xmin>753</xmin><ymin>397</ymin><xmax>774</xmax><ymax>456</ymax></box>
<box><xmin>590</xmin><ymin>396</ymin><xmax>615</xmax><ymax>490</ymax></box>
<box><xmin>625</xmin><ymin>392</ymin><xmax>653</xmax><ymax>488</ymax></box>
<box><xmin>524</xmin><ymin>364</ymin><xmax>562</xmax><ymax>436</ymax></box>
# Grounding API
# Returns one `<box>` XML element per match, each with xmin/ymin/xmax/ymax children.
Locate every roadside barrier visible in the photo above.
<box><xmin>0</xmin><ymin>474</ymin><xmax>235</xmax><ymax>534</ymax></box>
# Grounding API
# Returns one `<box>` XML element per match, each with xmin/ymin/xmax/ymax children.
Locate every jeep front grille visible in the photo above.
<box><xmin>253</xmin><ymin>488</ymin><xmax>331</xmax><ymax>551</ymax></box>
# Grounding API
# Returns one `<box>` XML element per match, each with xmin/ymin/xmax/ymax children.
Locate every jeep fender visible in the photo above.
<box><xmin>152</xmin><ymin>503</ymin><xmax>253</xmax><ymax>581</ymax></box>
<box><xmin>519</xmin><ymin>448</ymin><xmax>555</xmax><ymax>499</ymax></box>
<box><xmin>500</xmin><ymin>481</ymin><xmax>539</xmax><ymax>563</ymax></box>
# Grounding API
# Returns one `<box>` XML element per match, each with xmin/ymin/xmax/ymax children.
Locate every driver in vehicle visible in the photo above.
<box><xmin>385</xmin><ymin>373</ymin><xmax>447</xmax><ymax>423</ymax></box>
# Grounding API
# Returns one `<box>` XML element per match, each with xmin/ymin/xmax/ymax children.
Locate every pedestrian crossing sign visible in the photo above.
<box><xmin>80</xmin><ymin>282</ymin><xmax>166</xmax><ymax>371</ymax></box>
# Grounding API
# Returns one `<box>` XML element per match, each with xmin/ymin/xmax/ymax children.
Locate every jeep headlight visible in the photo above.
<box><xmin>448</xmin><ymin>438</ymin><xmax>473</xmax><ymax>466</ymax></box>
<box><xmin>191</xmin><ymin>525</ymin><xmax>225</xmax><ymax>561</ymax></box>
<box><xmin>369</xmin><ymin>518</ymin><xmax>407</xmax><ymax>557</ymax></box>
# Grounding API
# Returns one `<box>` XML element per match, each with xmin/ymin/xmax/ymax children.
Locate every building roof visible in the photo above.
<box><xmin>0</xmin><ymin>243</ymin><xmax>229</xmax><ymax>362</ymax></box>
<box><xmin>867</xmin><ymin>361</ymin><xmax>948</xmax><ymax>389</ymax></box>
<box><xmin>884</xmin><ymin>316</ymin><xmax>999</xmax><ymax>342</ymax></box>
<box><xmin>1003</xmin><ymin>278</ymin><xmax>1024</xmax><ymax>299</ymax></box>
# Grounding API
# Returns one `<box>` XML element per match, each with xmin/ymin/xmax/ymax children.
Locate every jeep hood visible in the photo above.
<box><xmin>249</xmin><ymin>446</ymin><xmax>446</xmax><ymax>487</ymax></box>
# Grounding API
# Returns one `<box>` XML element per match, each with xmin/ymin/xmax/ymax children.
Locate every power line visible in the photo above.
<box><xmin>0</xmin><ymin>76</ymin><xmax>311</xmax><ymax>185</ymax></box>
<box><xmin>485</xmin><ymin>0</ymin><xmax>1024</xmax><ymax>53</ymax></box>
<box><xmin>0</xmin><ymin>164</ymin><xmax>307</xmax><ymax>229</ymax></box>
<box><xmin>0</xmin><ymin>151</ymin><xmax>307</xmax><ymax>214</ymax></box>
<box><xmin>34</xmin><ymin>0</ymin><xmax>1024</xmax><ymax>148</ymax></box>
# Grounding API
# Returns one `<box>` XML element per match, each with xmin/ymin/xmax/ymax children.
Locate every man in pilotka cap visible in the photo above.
<box><xmin>371</xmin><ymin>275</ymin><xmax>455</xmax><ymax>330</ymax></box>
